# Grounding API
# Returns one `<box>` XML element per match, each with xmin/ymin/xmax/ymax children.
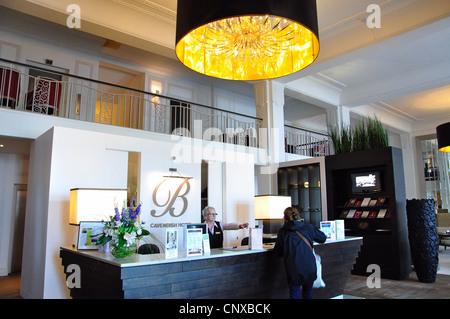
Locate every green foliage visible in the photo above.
<box><xmin>329</xmin><ymin>126</ymin><xmax>341</xmax><ymax>155</ymax></box>
<box><xmin>329</xmin><ymin>116</ymin><xmax>389</xmax><ymax>154</ymax></box>
<box><xmin>367</xmin><ymin>117</ymin><xmax>389</xmax><ymax>150</ymax></box>
<box><xmin>340</xmin><ymin>125</ymin><xmax>353</xmax><ymax>153</ymax></box>
<box><xmin>352</xmin><ymin>121</ymin><xmax>368</xmax><ymax>152</ymax></box>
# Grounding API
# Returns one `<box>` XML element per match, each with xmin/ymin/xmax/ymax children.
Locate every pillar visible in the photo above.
<box><xmin>326</xmin><ymin>105</ymin><xmax>351</xmax><ymax>134</ymax></box>
<box><xmin>254</xmin><ymin>80</ymin><xmax>285</xmax><ymax>195</ymax></box>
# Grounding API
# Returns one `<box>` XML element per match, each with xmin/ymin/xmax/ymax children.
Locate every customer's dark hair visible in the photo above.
<box><xmin>283</xmin><ymin>207</ymin><xmax>301</xmax><ymax>222</ymax></box>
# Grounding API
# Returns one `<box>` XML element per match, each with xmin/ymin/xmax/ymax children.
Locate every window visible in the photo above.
<box><xmin>421</xmin><ymin>139</ymin><xmax>450</xmax><ymax>210</ymax></box>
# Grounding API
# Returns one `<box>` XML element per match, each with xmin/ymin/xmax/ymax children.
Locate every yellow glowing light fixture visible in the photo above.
<box><xmin>175</xmin><ymin>0</ymin><xmax>320</xmax><ymax>81</ymax></box>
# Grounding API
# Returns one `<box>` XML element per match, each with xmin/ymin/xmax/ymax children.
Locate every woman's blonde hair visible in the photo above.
<box><xmin>283</xmin><ymin>207</ymin><xmax>301</xmax><ymax>222</ymax></box>
<box><xmin>201</xmin><ymin>206</ymin><xmax>215</xmax><ymax>221</ymax></box>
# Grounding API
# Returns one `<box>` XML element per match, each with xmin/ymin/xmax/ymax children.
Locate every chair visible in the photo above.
<box><xmin>26</xmin><ymin>77</ymin><xmax>61</xmax><ymax>115</ymax></box>
<box><xmin>0</xmin><ymin>67</ymin><xmax>20</xmax><ymax>108</ymax></box>
<box><xmin>137</xmin><ymin>243</ymin><xmax>160</xmax><ymax>255</ymax></box>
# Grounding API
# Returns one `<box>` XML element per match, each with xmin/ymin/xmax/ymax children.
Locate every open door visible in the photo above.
<box><xmin>11</xmin><ymin>184</ymin><xmax>27</xmax><ymax>273</ymax></box>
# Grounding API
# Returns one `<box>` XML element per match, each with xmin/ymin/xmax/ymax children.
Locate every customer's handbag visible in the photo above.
<box><xmin>296</xmin><ymin>231</ymin><xmax>326</xmax><ymax>288</ymax></box>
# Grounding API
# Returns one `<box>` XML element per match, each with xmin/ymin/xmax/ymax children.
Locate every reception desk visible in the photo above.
<box><xmin>60</xmin><ymin>237</ymin><xmax>362</xmax><ymax>299</ymax></box>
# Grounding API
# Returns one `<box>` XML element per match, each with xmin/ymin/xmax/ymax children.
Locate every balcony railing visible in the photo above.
<box><xmin>1</xmin><ymin>58</ymin><xmax>331</xmax><ymax>158</ymax></box>
<box><xmin>285</xmin><ymin>125</ymin><xmax>331</xmax><ymax>157</ymax></box>
<box><xmin>0</xmin><ymin>59</ymin><xmax>261</xmax><ymax>148</ymax></box>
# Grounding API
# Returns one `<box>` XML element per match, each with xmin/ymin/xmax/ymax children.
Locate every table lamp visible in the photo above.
<box><xmin>69</xmin><ymin>188</ymin><xmax>127</xmax><ymax>225</ymax></box>
<box><xmin>255</xmin><ymin>195</ymin><xmax>291</xmax><ymax>234</ymax></box>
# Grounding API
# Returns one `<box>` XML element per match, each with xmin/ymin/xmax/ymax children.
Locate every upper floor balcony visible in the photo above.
<box><xmin>0</xmin><ymin>59</ymin><xmax>330</xmax><ymax>158</ymax></box>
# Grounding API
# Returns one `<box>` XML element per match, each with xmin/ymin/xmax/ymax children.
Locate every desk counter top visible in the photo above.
<box><xmin>61</xmin><ymin>236</ymin><xmax>362</xmax><ymax>268</ymax></box>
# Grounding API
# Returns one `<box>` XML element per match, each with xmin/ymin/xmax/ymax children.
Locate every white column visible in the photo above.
<box><xmin>254</xmin><ymin>80</ymin><xmax>285</xmax><ymax>195</ymax></box>
<box><xmin>326</xmin><ymin>105</ymin><xmax>351</xmax><ymax>134</ymax></box>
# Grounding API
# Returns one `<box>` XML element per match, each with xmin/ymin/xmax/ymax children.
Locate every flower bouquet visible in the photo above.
<box><xmin>97</xmin><ymin>196</ymin><xmax>150</xmax><ymax>258</ymax></box>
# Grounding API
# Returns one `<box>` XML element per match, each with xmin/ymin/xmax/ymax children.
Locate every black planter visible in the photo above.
<box><xmin>406</xmin><ymin>199</ymin><xmax>439</xmax><ymax>283</ymax></box>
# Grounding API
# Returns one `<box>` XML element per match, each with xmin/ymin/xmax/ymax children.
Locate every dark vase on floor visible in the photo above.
<box><xmin>406</xmin><ymin>199</ymin><xmax>439</xmax><ymax>283</ymax></box>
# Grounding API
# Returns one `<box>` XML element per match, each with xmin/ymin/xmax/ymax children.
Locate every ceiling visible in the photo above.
<box><xmin>1</xmin><ymin>0</ymin><xmax>450</xmax><ymax>134</ymax></box>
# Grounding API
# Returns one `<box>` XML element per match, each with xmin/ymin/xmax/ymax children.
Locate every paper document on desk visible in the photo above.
<box><xmin>336</xmin><ymin>220</ymin><xmax>345</xmax><ymax>240</ymax></box>
<box><xmin>165</xmin><ymin>228</ymin><xmax>178</xmax><ymax>259</ymax></box>
<box><xmin>320</xmin><ymin>221</ymin><xmax>336</xmax><ymax>240</ymax></box>
<box><xmin>249</xmin><ymin>227</ymin><xmax>263</xmax><ymax>250</ymax></box>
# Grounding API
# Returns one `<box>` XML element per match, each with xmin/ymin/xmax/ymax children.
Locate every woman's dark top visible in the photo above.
<box><xmin>208</xmin><ymin>221</ymin><xmax>224</xmax><ymax>249</ymax></box>
<box><xmin>274</xmin><ymin>220</ymin><xmax>327</xmax><ymax>285</ymax></box>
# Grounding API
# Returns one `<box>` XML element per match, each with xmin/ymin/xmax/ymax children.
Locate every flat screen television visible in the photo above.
<box><xmin>351</xmin><ymin>171</ymin><xmax>381</xmax><ymax>193</ymax></box>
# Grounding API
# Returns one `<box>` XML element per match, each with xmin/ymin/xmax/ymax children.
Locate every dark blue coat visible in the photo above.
<box><xmin>274</xmin><ymin>220</ymin><xmax>327</xmax><ymax>285</ymax></box>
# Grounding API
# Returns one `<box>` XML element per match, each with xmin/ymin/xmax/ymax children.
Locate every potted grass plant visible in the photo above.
<box><xmin>329</xmin><ymin>116</ymin><xmax>389</xmax><ymax>154</ymax></box>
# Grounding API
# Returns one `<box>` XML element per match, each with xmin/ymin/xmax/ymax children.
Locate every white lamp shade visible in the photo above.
<box><xmin>254</xmin><ymin>195</ymin><xmax>292</xmax><ymax>219</ymax></box>
<box><xmin>69</xmin><ymin>188</ymin><xmax>127</xmax><ymax>225</ymax></box>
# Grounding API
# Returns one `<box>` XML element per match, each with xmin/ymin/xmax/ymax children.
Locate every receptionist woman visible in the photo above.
<box><xmin>202</xmin><ymin>206</ymin><xmax>249</xmax><ymax>249</ymax></box>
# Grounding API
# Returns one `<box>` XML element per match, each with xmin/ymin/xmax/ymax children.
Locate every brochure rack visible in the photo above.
<box><xmin>325</xmin><ymin>147</ymin><xmax>411</xmax><ymax>280</ymax></box>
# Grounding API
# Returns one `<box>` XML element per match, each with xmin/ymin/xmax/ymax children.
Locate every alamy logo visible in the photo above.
<box><xmin>66</xmin><ymin>264</ymin><xmax>81</xmax><ymax>288</ymax></box>
<box><xmin>67</xmin><ymin>4</ymin><xmax>81</xmax><ymax>29</ymax></box>
<box><xmin>64</xmin><ymin>4</ymin><xmax>380</xmax><ymax>30</ymax></box>
<box><xmin>366</xmin><ymin>264</ymin><xmax>381</xmax><ymax>288</ymax></box>
<box><xmin>366</xmin><ymin>4</ymin><xmax>381</xmax><ymax>29</ymax></box>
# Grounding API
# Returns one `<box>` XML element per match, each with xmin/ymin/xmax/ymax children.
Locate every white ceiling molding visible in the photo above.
<box><xmin>113</xmin><ymin>0</ymin><xmax>176</xmax><ymax>25</ymax></box>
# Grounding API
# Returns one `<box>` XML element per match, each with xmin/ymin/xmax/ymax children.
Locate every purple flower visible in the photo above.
<box><xmin>135</xmin><ymin>204</ymin><xmax>141</xmax><ymax>217</ymax></box>
<box><xmin>129</xmin><ymin>208</ymin><xmax>135</xmax><ymax>221</ymax></box>
<box><xmin>114</xmin><ymin>207</ymin><xmax>120</xmax><ymax>221</ymax></box>
<box><xmin>131</xmin><ymin>204</ymin><xmax>141</xmax><ymax>221</ymax></box>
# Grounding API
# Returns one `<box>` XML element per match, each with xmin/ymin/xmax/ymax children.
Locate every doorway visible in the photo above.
<box><xmin>170</xmin><ymin>100</ymin><xmax>191</xmax><ymax>136</ymax></box>
<box><xmin>96</xmin><ymin>63</ymin><xmax>146</xmax><ymax>129</ymax></box>
<box><xmin>26</xmin><ymin>60</ymin><xmax>69</xmax><ymax>116</ymax></box>
<box><xmin>127</xmin><ymin>151</ymin><xmax>140</xmax><ymax>203</ymax></box>
<box><xmin>201</xmin><ymin>160</ymin><xmax>208</xmax><ymax>217</ymax></box>
<box><xmin>421</xmin><ymin>139</ymin><xmax>450</xmax><ymax>210</ymax></box>
<box><xmin>11</xmin><ymin>184</ymin><xmax>27</xmax><ymax>273</ymax></box>
<box><xmin>0</xmin><ymin>136</ymin><xmax>31</xmax><ymax>298</ymax></box>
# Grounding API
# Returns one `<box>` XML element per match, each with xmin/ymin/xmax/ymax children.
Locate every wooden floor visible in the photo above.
<box><xmin>342</xmin><ymin>248</ymin><xmax>450</xmax><ymax>299</ymax></box>
<box><xmin>2</xmin><ymin>248</ymin><xmax>450</xmax><ymax>299</ymax></box>
<box><xmin>343</xmin><ymin>272</ymin><xmax>450</xmax><ymax>299</ymax></box>
<box><xmin>0</xmin><ymin>272</ymin><xmax>21</xmax><ymax>299</ymax></box>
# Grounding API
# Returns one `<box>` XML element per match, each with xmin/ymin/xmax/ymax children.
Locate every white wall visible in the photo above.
<box><xmin>20</xmin><ymin>126</ymin><xmax>257</xmax><ymax>298</ymax></box>
<box><xmin>20</xmin><ymin>127</ymin><xmax>129</xmax><ymax>298</ymax></box>
<box><xmin>222</xmin><ymin>160</ymin><xmax>255</xmax><ymax>247</ymax></box>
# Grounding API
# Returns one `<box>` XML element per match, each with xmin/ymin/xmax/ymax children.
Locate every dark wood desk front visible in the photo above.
<box><xmin>60</xmin><ymin>237</ymin><xmax>362</xmax><ymax>299</ymax></box>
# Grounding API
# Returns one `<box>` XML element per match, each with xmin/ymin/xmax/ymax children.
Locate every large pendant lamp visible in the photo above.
<box><xmin>175</xmin><ymin>0</ymin><xmax>320</xmax><ymax>81</ymax></box>
<box><xmin>436</xmin><ymin>122</ymin><xmax>450</xmax><ymax>152</ymax></box>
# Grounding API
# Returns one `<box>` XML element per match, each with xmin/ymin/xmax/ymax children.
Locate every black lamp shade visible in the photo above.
<box><xmin>436</xmin><ymin>122</ymin><xmax>450</xmax><ymax>152</ymax></box>
<box><xmin>175</xmin><ymin>0</ymin><xmax>320</xmax><ymax>81</ymax></box>
<box><xmin>176</xmin><ymin>0</ymin><xmax>319</xmax><ymax>44</ymax></box>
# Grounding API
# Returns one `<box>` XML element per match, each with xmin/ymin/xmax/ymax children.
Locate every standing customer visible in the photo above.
<box><xmin>274</xmin><ymin>207</ymin><xmax>327</xmax><ymax>299</ymax></box>
<box><xmin>202</xmin><ymin>206</ymin><xmax>248</xmax><ymax>249</ymax></box>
